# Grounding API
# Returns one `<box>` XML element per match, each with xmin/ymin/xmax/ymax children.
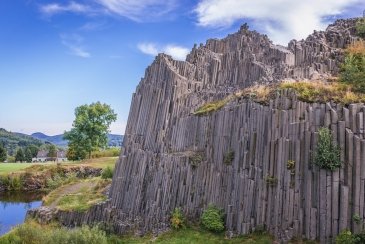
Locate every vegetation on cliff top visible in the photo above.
<box><xmin>193</xmin><ymin>81</ymin><xmax>365</xmax><ymax>112</ymax></box>
<box><xmin>193</xmin><ymin>97</ymin><xmax>231</xmax><ymax>116</ymax></box>
<box><xmin>193</xmin><ymin>39</ymin><xmax>365</xmax><ymax>114</ymax></box>
<box><xmin>356</xmin><ymin>17</ymin><xmax>365</xmax><ymax>38</ymax></box>
<box><xmin>279</xmin><ymin>81</ymin><xmax>365</xmax><ymax>104</ymax></box>
<box><xmin>340</xmin><ymin>40</ymin><xmax>365</xmax><ymax>92</ymax></box>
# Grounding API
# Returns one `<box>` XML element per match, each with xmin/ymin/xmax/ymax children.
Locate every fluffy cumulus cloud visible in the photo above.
<box><xmin>137</xmin><ymin>43</ymin><xmax>190</xmax><ymax>60</ymax></box>
<box><xmin>195</xmin><ymin>0</ymin><xmax>363</xmax><ymax>45</ymax></box>
<box><xmin>40</xmin><ymin>0</ymin><xmax>178</xmax><ymax>21</ymax></box>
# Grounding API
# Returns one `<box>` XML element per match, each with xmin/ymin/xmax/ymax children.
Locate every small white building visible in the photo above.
<box><xmin>56</xmin><ymin>151</ymin><xmax>67</xmax><ymax>162</ymax></box>
<box><xmin>32</xmin><ymin>150</ymin><xmax>67</xmax><ymax>162</ymax></box>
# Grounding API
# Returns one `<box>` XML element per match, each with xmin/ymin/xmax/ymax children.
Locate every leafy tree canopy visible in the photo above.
<box><xmin>64</xmin><ymin>102</ymin><xmax>117</xmax><ymax>160</ymax></box>
<box><xmin>0</xmin><ymin>144</ymin><xmax>7</xmax><ymax>162</ymax></box>
<box><xmin>15</xmin><ymin>148</ymin><xmax>25</xmax><ymax>162</ymax></box>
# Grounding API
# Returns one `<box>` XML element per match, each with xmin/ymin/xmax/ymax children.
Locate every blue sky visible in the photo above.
<box><xmin>0</xmin><ymin>0</ymin><xmax>364</xmax><ymax>135</ymax></box>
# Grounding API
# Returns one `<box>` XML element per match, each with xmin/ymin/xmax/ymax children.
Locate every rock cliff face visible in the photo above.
<box><xmin>29</xmin><ymin>18</ymin><xmax>365</xmax><ymax>242</ymax></box>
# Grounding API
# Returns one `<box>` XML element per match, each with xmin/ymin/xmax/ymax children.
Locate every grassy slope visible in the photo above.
<box><xmin>0</xmin><ymin>162</ymin><xmax>50</xmax><ymax>175</ymax></box>
<box><xmin>43</xmin><ymin>178</ymin><xmax>111</xmax><ymax>212</ymax></box>
<box><xmin>113</xmin><ymin>228</ymin><xmax>273</xmax><ymax>244</ymax></box>
<box><xmin>0</xmin><ymin>157</ymin><xmax>118</xmax><ymax>175</ymax></box>
<box><xmin>0</xmin><ymin>221</ymin><xmax>274</xmax><ymax>244</ymax></box>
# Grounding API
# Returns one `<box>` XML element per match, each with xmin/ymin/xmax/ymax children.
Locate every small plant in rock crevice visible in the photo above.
<box><xmin>265</xmin><ymin>175</ymin><xmax>278</xmax><ymax>187</ymax></box>
<box><xmin>223</xmin><ymin>150</ymin><xmax>235</xmax><ymax>165</ymax></box>
<box><xmin>189</xmin><ymin>152</ymin><xmax>204</xmax><ymax>168</ymax></box>
<box><xmin>314</xmin><ymin>127</ymin><xmax>341</xmax><ymax>171</ymax></box>
<box><xmin>353</xmin><ymin>214</ymin><xmax>362</xmax><ymax>225</ymax></box>
<box><xmin>170</xmin><ymin>207</ymin><xmax>185</xmax><ymax>229</ymax></box>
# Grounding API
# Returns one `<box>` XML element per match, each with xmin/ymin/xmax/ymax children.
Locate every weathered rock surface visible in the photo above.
<box><xmin>29</xmin><ymin>18</ymin><xmax>364</xmax><ymax>242</ymax></box>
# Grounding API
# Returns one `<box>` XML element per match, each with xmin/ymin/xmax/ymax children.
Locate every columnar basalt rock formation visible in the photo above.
<box><xmin>28</xmin><ymin>18</ymin><xmax>365</xmax><ymax>242</ymax></box>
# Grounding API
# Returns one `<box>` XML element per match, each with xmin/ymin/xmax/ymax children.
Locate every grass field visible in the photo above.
<box><xmin>43</xmin><ymin>178</ymin><xmax>111</xmax><ymax>212</ymax></box>
<box><xmin>0</xmin><ymin>220</ymin><xmax>274</xmax><ymax>244</ymax></box>
<box><xmin>114</xmin><ymin>228</ymin><xmax>273</xmax><ymax>244</ymax></box>
<box><xmin>0</xmin><ymin>157</ymin><xmax>118</xmax><ymax>175</ymax></box>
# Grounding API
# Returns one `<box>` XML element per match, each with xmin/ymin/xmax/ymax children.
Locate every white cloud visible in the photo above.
<box><xmin>40</xmin><ymin>1</ymin><xmax>92</xmax><ymax>16</ymax></box>
<box><xmin>164</xmin><ymin>45</ymin><xmax>191</xmax><ymax>61</ymax></box>
<box><xmin>195</xmin><ymin>0</ymin><xmax>363</xmax><ymax>45</ymax></box>
<box><xmin>60</xmin><ymin>34</ymin><xmax>91</xmax><ymax>58</ymax></box>
<box><xmin>40</xmin><ymin>0</ymin><xmax>178</xmax><ymax>21</ymax></box>
<box><xmin>137</xmin><ymin>43</ymin><xmax>190</xmax><ymax>60</ymax></box>
<box><xmin>79</xmin><ymin>21</ymin><xmax>107</xmax><ymax>31</ymax></box>
<box><xmin>96</xmin><ymin>0</ymin><xmax>177</xmax><ymax>21</ymax></box>
<box><xmin>137</xmin><ymin>43</ymin><xmax>159</xmax><ymax>56</ymax></box>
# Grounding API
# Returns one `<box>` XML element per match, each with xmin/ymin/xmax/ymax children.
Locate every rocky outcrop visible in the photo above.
<box><xmin>28</xmin><ymin>18</ymin><xmax>364</xmax><ymax>242</ymax></box>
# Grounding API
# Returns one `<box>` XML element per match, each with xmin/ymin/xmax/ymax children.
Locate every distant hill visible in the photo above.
<box><xmin>0</xmin><ymin>128</ymin><xmax>46</xmax><ymax>156</ymax></box>
<box><xmin>31</xmin><ymin>132</ymin><xmax>124</xmax><ymax>147</ymax></box>
<box><xmin>31</xmin><ymin>133</ymin><xmax>68</xmax><ymax>147</ymax></box>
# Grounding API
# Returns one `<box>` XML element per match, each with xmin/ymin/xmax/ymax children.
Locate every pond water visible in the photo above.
<box><xmin>0</xmin><ymin>191</ymin><xmax>44</xmax><ymax>236</ymax></box>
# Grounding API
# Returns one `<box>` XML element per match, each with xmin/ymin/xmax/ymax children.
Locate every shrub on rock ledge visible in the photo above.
<box><xmin>314</xmin><ymin>127</ymin><xmax>341</xmax><ymax>171</ymax></box>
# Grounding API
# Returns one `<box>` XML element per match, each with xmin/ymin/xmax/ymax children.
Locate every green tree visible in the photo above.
<box><xmin>26</xmin><ymin>145</ymin><xmax>39</xmax><ymax>158</ymax></box>
<box><xmin>47</xmin><ymin>144</ymin><xmax>57</xmax><ymax>158</ymax></box>
<box><xmin>24</xmin><ymin>147</ymin><xmax>33</xmax><ymax>163</ymax></box>
<box><xmin>15</xmin><ymin>148</ymin><xmax>24</xmax><ymax>162</ymax></box>
<box><xmin>0</xmin><ymin>144</ymin><xmax>7</xmax><ymax>162</ymax></box>
<box><xmin>64</xmin><ymin>102</ymin><xmax>117</xmax><ymax>160</ymax></box>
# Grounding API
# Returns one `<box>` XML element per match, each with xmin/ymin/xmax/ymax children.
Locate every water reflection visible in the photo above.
<box><xmin>0</xmin><ymin>191</ymin><xmax>44</xmax><ymax>236</ymax></box>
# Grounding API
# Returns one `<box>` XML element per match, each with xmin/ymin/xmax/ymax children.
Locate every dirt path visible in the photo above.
<box><xmin>47</xmin><ymin>181</ymin><xmax>97</xmax><ymax>208</ymax></box>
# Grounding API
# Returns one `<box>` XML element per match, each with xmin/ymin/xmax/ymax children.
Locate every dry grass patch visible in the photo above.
<box><xmin>280</xmin><ymin>81</ymin><xmax>365</xmax><ymax>104</ymax></box>
<box><xmin>236</xmin><ymin>84</ymin><xmax>276</xmax><ymax>104</ymax></box>
<box><xmin>193</xmin><ymin>97</ymin><xmax>231</xmax><ymax>116</ymax></box>
<box><xmin>345</xmin><ymin>40</ymin><xmax>365</xmax><ymax>55</ymax></box>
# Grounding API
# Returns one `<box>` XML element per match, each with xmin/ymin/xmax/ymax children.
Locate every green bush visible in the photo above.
<box><xmin>101</xmin><ymin>166</ymin><xmax>114</xmax><ymax>179</ymax></box>
<box><xmin>1</xmin><ymin>223</ymin><xmax>108</xmax><ymax>244</ymax></box>
<box><xmin>336</xmin><ymin>230</ymin><xmax>354</xmax><ymax>244</ymax></box>
<box><xmin>201</xmin><ymin>204</ymin><xmax>225</xmax><ymax>233</ymax></box>
<box><xmin>340</xmin><ymin>41</ymin><xmax>365</xmax><ymax>93</ymax></box>
<box><xmin>46</xmin><ymin>172</ymin><xmax>78</xmax><ymax>190</ymax></box>
<box><xmin>0</xmin><ymin>175</ymin><xmax>23</xmax><ymax>191</ymax></box>
<box><xmin>353</xmin><ymin>232</ymin><xmax>365</xmax><ymax>244</ymax></box>
<box><xmin>171</xmin><ymin>207</ymin><xmax>185</xmax><ymax>229</ymax></box>
<box><xmin>91</xmin><ymin>148</ymin><xmax>121</xmax><ymax>158</ymax></box>
<box><xmin>353</xmin><ymin>214</ymin><xmax>362</xmax><ymax>225</ymax></box>
<box><xmin>356</xmin><ymin>18</ymin><xmax>365</xmax><ymax>38</ymax></box>
<box><xmin>335</xmin><ymin>229</ymin><xmax>365</xmax><ymax>244</ymax></box>
<box><xmin>314</xmin><ymin>127</ymin><xmax>341</xmax><ymax>171</ymax></box>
